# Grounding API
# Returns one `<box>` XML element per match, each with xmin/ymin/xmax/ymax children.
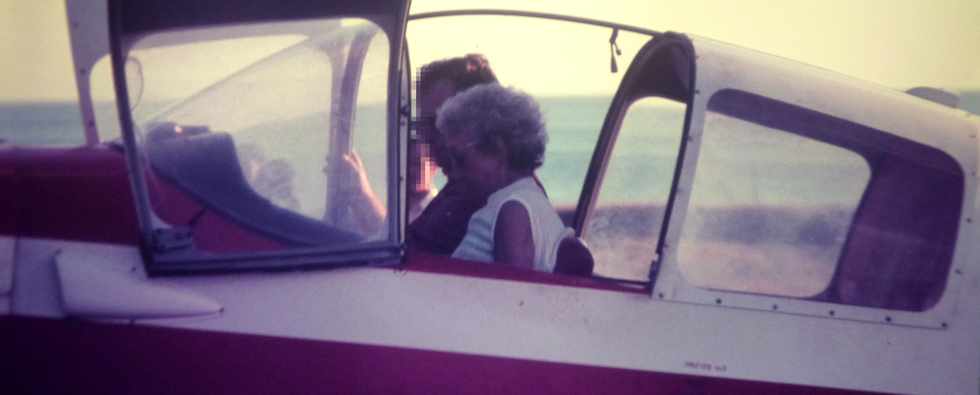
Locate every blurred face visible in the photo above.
<box><xmin>408</xmin><ymin>79</ymin><xmax>457</xmax><ymax>195</ymax></box>
<box><xmin>419</xmin><ymin>79</ymin><xmax>457</xmax><ymax>144</ymax></box>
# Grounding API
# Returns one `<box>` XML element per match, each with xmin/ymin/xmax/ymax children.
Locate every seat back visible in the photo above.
<box><xmin>553</xmin><ymin>236</ymin><xmax>594</xmax><ymax>277</ymax></box>
<box><xmin>145</xmin><ymin>125</ymin><xmax>360</xmax><ymax>247</ymax></box>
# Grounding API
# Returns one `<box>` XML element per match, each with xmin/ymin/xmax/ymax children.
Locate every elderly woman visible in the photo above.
<box><xmin>436</xmin><ymin>83</ymin><xmax>570</xmax><ymax>272</ymax></box>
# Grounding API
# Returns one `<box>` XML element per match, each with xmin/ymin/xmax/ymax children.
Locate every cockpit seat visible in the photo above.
<box><xmin>145</xmin><ymin>124</ymin><xmax>360</xmax><ymax>247</ymax></box>
<box><xmin>553</xmin><ymin>236</ymin><xmax>594</xmax><ymax>277</ymax></box>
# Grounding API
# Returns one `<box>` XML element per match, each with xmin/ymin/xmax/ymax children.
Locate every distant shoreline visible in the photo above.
<box><xmin>2</xmin><ymin>89</ymin><xmax>979</xmax><ymax>113</ymax></box>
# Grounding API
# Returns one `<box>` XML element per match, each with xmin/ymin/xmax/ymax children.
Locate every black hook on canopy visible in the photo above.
<box><xmin>609</xmin><ymin>27</ymin><xmax>622</xmax><ymax>73</ymax></box>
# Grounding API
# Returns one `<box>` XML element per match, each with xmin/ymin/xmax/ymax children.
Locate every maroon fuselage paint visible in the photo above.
<box><xmin>1</xmin><ymin>147</ymin><xmax>880</xmax><ymax>394</ymax></box>
<box><xmin>1</xmin><ymin>316</ymin><xmax>881</xmax><ymax>395</ymax></box>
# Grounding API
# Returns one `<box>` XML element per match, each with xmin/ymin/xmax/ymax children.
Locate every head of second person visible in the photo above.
<box><xmin>409</xmin><ymin>54</ymin><xmax>497</xmax><ymax>199</ymax></box>
<box><xmin>435</xmin><ymin>83</ymin><xmax>547</xmax><ymax>199</ymax></box>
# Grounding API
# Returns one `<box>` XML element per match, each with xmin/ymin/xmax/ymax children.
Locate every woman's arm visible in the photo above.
<box><xmin>494</xmin><ymin>201</ymin><xmax>534</xmax><ymax>270</ymax></box>
<box><xmin>335</xmin><ymin>151</ymin><xmax>387</xmax><ymax>235</ymax></box>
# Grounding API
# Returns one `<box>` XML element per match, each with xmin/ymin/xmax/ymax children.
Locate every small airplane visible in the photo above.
<box><xmin>2</xmin><ymin>1</ymin><xmax>978</xmax><ymax>394</ymax></box>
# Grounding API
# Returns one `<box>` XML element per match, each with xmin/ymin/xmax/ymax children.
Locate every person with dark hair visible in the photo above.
<box><xmin>405</xmin><ymin>54</ymin><xmax>499</xmax><ymax>254</ymax></box>
<box><xmin>437</xmin><ymin>84</ymin><xmax>570</xmax><ymax>272</ymax></box>
<box><xmin>339</xmin><ymin>54</ymin><xmax>498</xmax><ymax>254</ymax></box>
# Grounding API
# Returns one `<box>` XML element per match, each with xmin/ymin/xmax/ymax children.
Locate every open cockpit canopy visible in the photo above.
<box><xmin>100</xmin><ymin>0</ymin><xmax>409</xmax><ymax>273</ymax></box>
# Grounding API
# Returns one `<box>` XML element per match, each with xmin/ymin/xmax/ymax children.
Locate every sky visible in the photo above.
<box><xmin>1</xmin><ymin>0</ymin><xmax>978</xmax><ymax>101</ymax></box>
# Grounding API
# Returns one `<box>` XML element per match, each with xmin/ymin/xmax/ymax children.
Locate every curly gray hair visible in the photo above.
<box><xmin>435</xmin><ymin>83</ymin><xmax>547</xmax><ymax>171</ymax></box>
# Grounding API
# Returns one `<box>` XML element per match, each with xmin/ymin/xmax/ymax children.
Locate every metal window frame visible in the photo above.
<box><xmin>107</xmin><ymin>0</ymin><xmax>409</xmax><ymax>275</ymax></box>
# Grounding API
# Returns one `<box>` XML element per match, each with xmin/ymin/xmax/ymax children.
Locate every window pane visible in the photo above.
<box><xmin>585</xmin><ymin>98</ymin><xmax>684</xmax><ymax>280</ymax></box>
<box><xmin>679</xmin><ymin>89</ymin><xmax>963</xmax><ymax>311</ymax></box>
<box><xmin>129</xmin><ymin>19</ymin><xmax>390</xmax><ymax>255</ymax></box>
<box><xmin>679</xmin><ymin>93</ymin><xmax>870</xmax><ymax>297</ymax></box>
<box><xmin>139</xmin><ymin>35</ymin><xmax>330</xmax><ymax>219</ymax></box>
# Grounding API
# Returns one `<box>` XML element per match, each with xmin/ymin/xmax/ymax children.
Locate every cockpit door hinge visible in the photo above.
<box><xmin>152</xmin><ymin>227</ymin><xmax>194</xmax><ymax>253</ymax></box>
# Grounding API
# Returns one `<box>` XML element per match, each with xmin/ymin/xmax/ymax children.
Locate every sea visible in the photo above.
<box><xmin>3</xmin><ymin>92</ymin><xmax>979</xmax><ymax>209</ymax></box>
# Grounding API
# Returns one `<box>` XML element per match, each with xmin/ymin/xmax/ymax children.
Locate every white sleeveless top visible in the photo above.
<box><xmin>452</xmin><ymin>177</ymin><xmax>572</xmax><ymax>272</ymax></box>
